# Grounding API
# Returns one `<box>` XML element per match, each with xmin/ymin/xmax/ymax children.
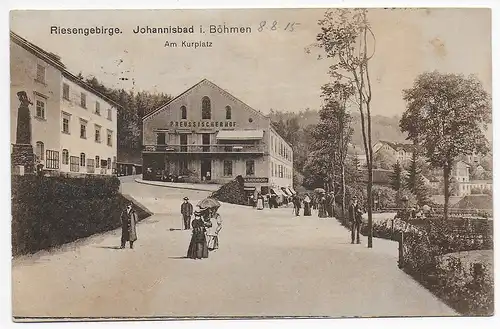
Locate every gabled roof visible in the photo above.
<box><xmin>10</xmin><ymin>31</ymin><xmax>122</xmax><ymax>109</ymax></box>
<box><xmin>143</xmin><ymin>78</ymin><xmax>268</xmax><ymax>122</ymax></box>
<box><xmin>452</xmin><ymin>195</ymin><xmax>493</xmax><ymax>210</ymax></box>
<box><xmin>377</xmin><ymin>140</ymin><xmax>415</xmax><ymax>152</ymax></box>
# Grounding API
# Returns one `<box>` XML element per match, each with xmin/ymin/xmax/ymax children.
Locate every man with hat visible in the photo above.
<box><xmin>349</xmin><ymin>196</ymin><xmax>363</xmax><ymax>244</ymax></box>
<box><xmin>181</xmin><ymin>196</ymin><xmax>194</xmax><ymax>230</ymax></box>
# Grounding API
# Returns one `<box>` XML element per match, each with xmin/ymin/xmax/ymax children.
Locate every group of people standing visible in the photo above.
<box><xmin>181</xmin><ymin>197</ymin><xmax>223</xmax><ymax>260</ymax></box>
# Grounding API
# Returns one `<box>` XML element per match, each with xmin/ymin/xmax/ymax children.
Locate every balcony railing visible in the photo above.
<box><xmin>143</xmin><ymin>144</ymin><xmax>265</xmax><ymax>154</ymax></box>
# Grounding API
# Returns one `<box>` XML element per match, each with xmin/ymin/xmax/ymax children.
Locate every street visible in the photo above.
<box><xmin>12</xmin><ymin>180</ymin><xmax>457</xmax><ymax>319</ymax></box>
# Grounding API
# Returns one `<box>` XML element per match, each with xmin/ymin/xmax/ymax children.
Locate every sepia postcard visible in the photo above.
<box><xmin>9</xmin><ymin>7</ymin><xmax>494</xmax><ymax>322</ymax></box>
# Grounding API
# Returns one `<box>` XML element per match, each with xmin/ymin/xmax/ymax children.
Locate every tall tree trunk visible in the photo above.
<box><xmin>443</xmin><ymin>162</ymin><xmax>451</xmax><ymax>221</ymax></box>
<box><xmin>341</xmin><ymin>162</ymin><xmax>346</xmax><ymax>223</ymax></box>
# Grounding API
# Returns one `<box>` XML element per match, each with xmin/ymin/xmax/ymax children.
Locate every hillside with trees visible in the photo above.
<box><xmin>269</xmin><ymin>109</ymin><xmax>408</xmax><ymax>148</ymax></box>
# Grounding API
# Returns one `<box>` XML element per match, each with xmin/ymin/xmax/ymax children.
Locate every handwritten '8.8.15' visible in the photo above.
<box><xmin>258</xmin><ymin>21</ymin><xmax>300</xmax><ymax>32</ymax></box>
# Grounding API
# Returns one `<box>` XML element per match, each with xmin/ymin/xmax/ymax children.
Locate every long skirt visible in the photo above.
<box><xmin>318</xmin><ymin>205</ymin><xmax>327</xmax><ymax>218</ymax></box>
<box><xmin>207</xmin><ymin>234</ymin><xmax>219</xmax><ymax>250</ymax></box>
<box><xmin>256</xmin><ymin>199</ymin><xmax>264</xmax><ymax>210</ymax></box>
<box><xmin>304</xmin><ymin>202</ymin><xmax>311</xmax><ymax>216</ymax></box>
<box><xmin>187</xmin><ymin>235</ymin><xmax>209</xmax><ymax>259</ymax></box>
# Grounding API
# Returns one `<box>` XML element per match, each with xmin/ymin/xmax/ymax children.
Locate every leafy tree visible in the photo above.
<box><xmin>395</xmin><ymin>189</ymin><xmax>418</xmax><ymax>208</ymax></box>
<box><xmin>400</xmin><ymin>72</ymin><xmax>491</xmax><ymax>220</ymax></box>
<box><xmin>315</xmin><ymin>8</ymin><xmax>377</xmax><ymax>247</ymax></box>
<box><xmin>405</xmin><ymin>151</ymin><xmax>429</xmax><ymax>204</ymax></box>
<box><xmin>318</xmin><ymin>81</ymin><xmax>354</xmax><ymax>217</ymax></box>
<box><xmin>371</xmin><ymin>185</ymin><xmax>396</xmax><ymax>210</ymax></box>
<box><xmin>389</xmin><ymin>161</ymin><xmax>404</xmax><ymax>191</ymax></box>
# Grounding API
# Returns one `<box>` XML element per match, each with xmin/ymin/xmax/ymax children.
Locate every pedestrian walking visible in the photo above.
<box><xmin>187</xmin><ymin>210</ymin><xmax>210</xmax><ymax>259</ymax></box>
<box><xmin>318</xmin><ymin>194</ymin><xmax>327</xmax><ymax>218</ymax></box>
<box><xmin>206</xmin><ymin>207</ymin><xmax>223</xmax><ymax>251</ymax></box>
<box><xmin>181</xmin><ymin>196</ymin><xmax>194</xmax><ymax>230</ymax></box>
<box><xmin>349</xmin><ymin>197</ymin><xmax>363</xmax><ymax>244</ymax></box>
<box><xmin>120</xmin><ymin>202</ymin><xmax>138</xmax><ymax>249</ymax></box>
<box><xmin>256</xmin><ymin>193</ymin><xmax>264</xmax><ymax>210</ymax></box>
<box><xmin>293</xmin><ymin>194</ymin><xmax>301</xmax><ymax>216</ymax></box>
<box><xmin>303</xmin><ymin>194</ymin><xmax>312</xmax><ymax>216</ymax></box>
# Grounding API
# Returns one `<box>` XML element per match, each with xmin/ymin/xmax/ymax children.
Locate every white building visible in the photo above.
<box><xmin>10</xmin><ymin>31</ymin><xmax>119</xmax><ymax>176</ymax></box>
<box><xmin>372</xmin><ymin>140</ymin><xmax>415</xmax><ymax>165</ymax></box>
<box><xmin>142</xmin><ymin>79</ymin><xmax>294</xmax><ymax>196</ymax></box>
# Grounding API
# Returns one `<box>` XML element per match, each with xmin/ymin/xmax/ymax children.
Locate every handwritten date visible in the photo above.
<box><xmin>258</xmin><ymin>21</ymin><xmax>300</xmax><ymax>32</ymax></box>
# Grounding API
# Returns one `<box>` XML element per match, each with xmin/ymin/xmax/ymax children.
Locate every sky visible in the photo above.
<box><xmin>10</xmin><ymin>8</ymin><xmax>492</xmax><ymax>117</ymax></box>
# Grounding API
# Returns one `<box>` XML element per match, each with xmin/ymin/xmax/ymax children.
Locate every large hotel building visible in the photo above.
<box><xmin>10</xmin><ymin>31</ymin><xmax>119</xmax><ymax>176</ymax></box>
<box><xmin>142</xmin><ymin>79</ymin><xmax>294</xmax><ymax>195</ymax></box>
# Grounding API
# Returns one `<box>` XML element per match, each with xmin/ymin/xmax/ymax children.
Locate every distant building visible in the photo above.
<box><xmin>142</xmin><ymin>79</ymin><xmax>294</xmax><ymax>195</ymax></box>
<box><xmin>10</xmin><ymin>31</ymin><xmax>120</xmax><ymax>176</ymax></box>
<box><xmin>372</xmin><ymin>140</ymin><xmax>415</xmax><ymax>165</ymax></box>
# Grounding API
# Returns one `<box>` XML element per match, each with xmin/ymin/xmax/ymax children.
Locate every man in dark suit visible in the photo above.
<box><xmin>349</xmin><ymin>196</ymin><xmax>363</xmax><ymax>244</ymax></box>
<box><xmin>181</xmin><ymin>197</ymin><xmax>194</xmax><ymax>230</ymax></box>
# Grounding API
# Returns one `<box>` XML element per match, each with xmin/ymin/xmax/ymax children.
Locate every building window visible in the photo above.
<box><xmin>45</xmin><ymin>150</ymin><xmax>60</xmax><ymax>169</ymax></box>
<box><xmin>87</xmin><ymin>158</ymin><xmax>95</xmax><ymax>173</ymax></box>
<box><xmin>36</xmin><ymin>64</ymin><xmax>45</xmax><ymax>83</ymax></box>
<box><xmin>95</xmin><ymin>156</ymin><xmax>100</xmax><ymax>168</ymax></box>
<box><xmin>107</xmin><ymin>130</ymin><xmax>113</xmax><ymax>146</ymax></box>
<box><xmin>225</xmin><ymin>106</ymin><xmax>232</xmax><ymax>120</ymax></box>
<box><xmin>156</xmin><ymin>132</ymin><xmax>166</xmax><ymax>145</ymax></box>
<box><xmin>95</xmin><ymin>125</ymin><xmax>101</xmax><ymax>143</ymax></box>
<box><xmin>62</xmin><ymin>149</ymin><xmax>69</xmax><ymax>165</ymax></box>
<box><xmin>80</xmin><ymin>153</ymin><xmax>86</xmax><ymax>167</ymax></box>
<box><xmin>70</xmin><ymin>156</ymin><xmax>80</xmax><ymax>172</ymax></box>
<box><xmin>107</xmin><ymin>108</ymin><xmax>112</xmax><ymax>120</ymax></box>
<box><xmin>80</xmin><ymin>120</ymin><xmax>87</xmax><ymax>139</ymax></box>
<box><xmin>80</xmin><ymin>92</ymin><xmax>87</xmax><ymax>108</ymax></box>
<box><xmin>62</xmin><ymin>83</ymin><xmax>70</xmax><ymax>100</ymax></box>
<box><xmin>107</xmin><ymin>157</ymin><xmax>111</xmax><ymax>170</ymax></box>
<box><xmin>246</xmin><ymin>160</ymin><xmax>255</xmax><ymax>176</ymax></box>
<box><xmin>279</xmin><ymin>165</ymin><xmax>283</xmax><ymax>178</ymax></box>
<box><xmin>95</xmin><ymin>101</ymin><xmax>100</xmax><ymax>115</ymax></box>
<box><xmin>35</xmin><ymin>99</ymin><xmax>46</xmax><ymax>119</ymax></box>
<box><xmin>201</xmin><ymin>96</ymin><xmax>211</xmax><ymax>119</ymax></box>
<box><xmin>62</xmin><ymin>113</ymin><xmax>70</xmax><ymax>134</ymax></box>
<box><xmin>35</xmin><ymin>141</ymin><xmax>44</xmax><ymax>160</ymax></box>
<box><xmin>181</xmin><ymin>106</ymin><xmax>187</xmax><ymax>120</ymax></box>
<box><xmin>223</xmin><ymin>160</ymin><xmax>233</xmax><ymax>176</ymax></box>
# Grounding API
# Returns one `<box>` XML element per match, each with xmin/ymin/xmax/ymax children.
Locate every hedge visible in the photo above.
<box><xmin>402</xmin><ymin>231</ymin><xmax>494</xmax><ymax>316</ymax></box>
<box><xmin>11</xmin><ymin>175</ymin><xmax>151</xmax><ymax>256</ymax></box>
<box><xmin>335</xmin><ymin>206</ymin><xmax>494</xmax><ymax>316</ymax></box>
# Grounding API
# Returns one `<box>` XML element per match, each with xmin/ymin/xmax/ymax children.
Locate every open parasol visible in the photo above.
<box><xmin>314</xmin><ymin>188</ymin><xmax>326</xmax><ymax>193</ymax></box>
<box><xmin>197</xmin><ymin>198</ymin><xmax>221</xmax><ymax>209</ymax></box>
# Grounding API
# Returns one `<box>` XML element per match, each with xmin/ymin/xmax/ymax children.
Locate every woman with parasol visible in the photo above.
<box><xmin>187</xmin><ymin>208</ymin><xmax>210</xmax><ymax>259</ymax></box>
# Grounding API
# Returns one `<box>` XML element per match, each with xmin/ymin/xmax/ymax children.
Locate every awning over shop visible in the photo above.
<box><xmin>244</xmin><ymin>186</ymin><xmax>256</xmax><ymax>191</ymax></box>
<box><xmin>216</xmin><ymin>129</ymin><xmax>264</xmax><ymax>140</ymax></box>
<box><xmin>271</xmin><ymin>188</ymin><xmax>286</xmax><ymax>197</ymax></box>
<box><xmin>286</xmin><ymin>187</ymin><xmax>294</xmax><ymax>195</ymax></box>
<box><xmin>281</xmin><ymin>187</ymin><xmax>291</xmax><ymax>196</ymax></box>
<box><xmin>288</xmin><ymin>187</ymin><xmax>297</xmax><ymax>195</ymax></box>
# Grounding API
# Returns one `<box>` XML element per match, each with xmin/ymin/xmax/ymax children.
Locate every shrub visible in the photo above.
<box><xmin>210</xmin><ymin>175</ymin><xmax>247</xmax><ymax>205</ymax></box>
<box><xmin>401</xmin><ymin>229</ymin><xmax>494</xmax><ymax>316</ymax></box>
<box><xmin>11</xmin><ymin>175</ymin><xmax>150</xmax><ymax>256</ymax></box>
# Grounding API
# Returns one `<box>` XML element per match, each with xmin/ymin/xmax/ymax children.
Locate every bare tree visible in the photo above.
<box><xmin>315</xmin><ymin>9</ymin><xmax>376</xmax><ymax>247</ymax></box>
